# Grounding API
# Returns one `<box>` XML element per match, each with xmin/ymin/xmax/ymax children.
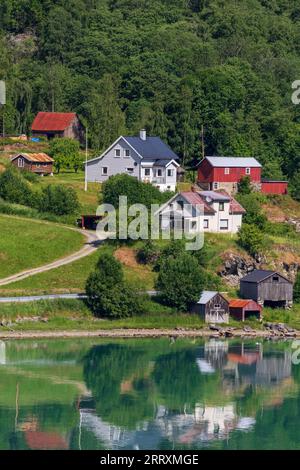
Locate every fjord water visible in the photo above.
<box><xmin>0</xmin><ymin>338</ymin><xmax>299</xmax><ymax>450</ymax></box>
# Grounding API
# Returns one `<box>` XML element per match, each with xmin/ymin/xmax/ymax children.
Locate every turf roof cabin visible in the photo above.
<box><xmin>240</xmin><ymin>270</ymin><xmax>293</xmax><ymax>309</ymax></box>
<box><xmin>11</xmin><ymin>153</ymin><xmax>54</xmax><ymax>176</ymax></box>
<box><xmin>192</xmin><ymin>291</ymin><xmax>230</xmax><ymax>324</ymax></box>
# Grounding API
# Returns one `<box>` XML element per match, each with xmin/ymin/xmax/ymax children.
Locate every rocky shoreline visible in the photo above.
<box><xmin>0</xmin><ymin>323</ymin><xmax>299</xmax><ymax>340</ymax></box>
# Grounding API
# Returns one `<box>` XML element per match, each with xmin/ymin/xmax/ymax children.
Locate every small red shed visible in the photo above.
<box><xmin>261</xmin><ymin>180</ymin><xmax>288</xmax><ymax>195</ymax></box>
<box><xmin>229</xmin><ymin>299</ymin><xmax>262</xmax><ymax>322</ymax></box>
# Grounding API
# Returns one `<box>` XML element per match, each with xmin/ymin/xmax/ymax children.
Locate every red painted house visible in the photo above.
<box><xmin>197</xmin><ymin>156</ymin><xmax>288</xmax><ymax>195</ymax></box>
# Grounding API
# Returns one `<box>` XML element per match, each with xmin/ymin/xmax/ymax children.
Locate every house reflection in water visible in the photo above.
<box><xmin>78</xmin><ymin>340</ymin><xmax>293</xmax><ymax>449</ymax></box>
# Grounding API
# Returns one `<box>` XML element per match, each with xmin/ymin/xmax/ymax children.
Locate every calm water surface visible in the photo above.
<box><xmin>0</xmin><ymin>337</ymin><xmax>299</xmax><ymax>450</ymax></box>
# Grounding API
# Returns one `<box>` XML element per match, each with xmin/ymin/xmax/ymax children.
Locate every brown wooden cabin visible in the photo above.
<box><xmin>193</xmin><ymin>291</ymin><xmax>229</xmax><ymax>324</ymax></box>
<box><xmin>31</xmin><ymin>112</ymin><xmax>84</xmax><ymax>144</ymax></box>
<box><xmin>11</xmin><ymin>153</ymin><xmax>54</xmax><ymax>176</ymax></box>
<box><xmin>240</xmin><ymin>270</ymin><xmax>293</xmax><ymax>309</ymax></box>
<box><xmin>229</xmin><ymin>299</ymin><xmax>262</xmax><ymax>322</ymax></box>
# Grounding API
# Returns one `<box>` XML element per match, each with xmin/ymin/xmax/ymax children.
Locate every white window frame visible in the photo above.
<box><xmin>224</xmin><ymin>168</ymin><xmax>230</xmax><ymax>175</ymax></box>
<box><xmin>220</xmin><ymin>219</ymin><xmax>229</xmax><ymax>230</ymax></box>
<box><xmin>18</xmin><ymin>158</ymin><xmax>25</xmax><ymax>168</ymax></box>
<box><xmin>213</xmin><ymin>182</ymin><xmax>219</xmax><ymax>190</ymax></box>
<box><xmin>157</xmin><ymin>169</ymin><xmax>162</xmax><ymax>177</ymax></box>
<box><xmin>167</xmin><ymin>169</ymin><xmax>174</xmax><ymax>177</ymax></box>
<box><xmin>114</xmin><ymin>148</ymin><xmax>121</xmax><ymax>158</ymax></box>
<box><xmin>219</xmin><ymin>202</ymin><xmax>225</xmax><ymax>211</ymax></box>
<box><xmin>245</xmin><ymin>167</ymin><xmax>251</xmax><ymax>175</ymax></box>
<box><xmin>102</xmin><ymin>166</ymin><xmax>108</xmax><ymax>175</ymax></box>
<box><xmin>144</xmin><ymin>168</ymin><xmax>151</xmax><ymax>176</ymax></box>
<box><xmin>124</xmin><ymin>149</ymin><xmax>130</xmax><ymax>158</ymax></box>
<box><xmin>203</xmin><ymin>219</ymin><xmax>209</xmax><ymax>229</ymax></box>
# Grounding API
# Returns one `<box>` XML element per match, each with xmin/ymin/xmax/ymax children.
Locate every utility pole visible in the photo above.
<box><xmin>201</xmin><ymin>124</ymin><xmax>205</xmax><ymax>160</ymax></box>
<box><xmin>84</xmin><ymin>127</ymin><xmax>88</xmax><ymax>192</ymax></box>
<box><xmin>0</xmin><ymin>80</ymin><xmax>6</xmax><ymax>137</ymax></box>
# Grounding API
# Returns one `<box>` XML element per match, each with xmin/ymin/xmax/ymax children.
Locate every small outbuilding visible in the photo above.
<box><xmin>11</xmin><ymin>153</ymin><xmax>54</xmax><ymax>176</ymax></box>
<box><xmin>193</xmin><ymin>291</ymin><xmax>229</xmax><ymax>324</ymax></box>
<box><xmin>229</xmin><ymin>299</ymin><xmax>262</xmax><ymax>322</ymax></box>
<box><xmin>240</xmin><ymin>270</ymin><xmax>293</xmax><ymax>309</ymax></box>
<box><xmin>31</xmin><ymin>112</ymin><xmax>84</xmax><ymax>143</ymax></box>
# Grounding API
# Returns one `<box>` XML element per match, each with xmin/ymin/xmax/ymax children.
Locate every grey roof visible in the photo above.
<box><xmin>199</xmin><ymin>191</ymin><xmax>230</xmax><ymax>202</ymax></box>
<box><xmin>241</xmin><ymin>270</ymin><xmax>290</xmax><ymax>283</ymax></box>
<box><xmin>197</xmin><ymin>291</ymin><xmax>218</xmax><ymax>304</ymax></box>
<box><xmin>205</xmin><ymin>156</ymin><xmax>262</xmax><ymax>168</ymax></box>
<box><xmin>125</xmin><ymin>136</ymin><xmax>179</xmax><ymax>161</ymax></box>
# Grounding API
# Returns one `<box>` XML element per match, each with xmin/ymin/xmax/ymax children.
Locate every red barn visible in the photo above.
<box><xmin>31</xmin><ymin>112</ymin><xmax>84</xmax><ymax>144</ymax></box>
<box><xmin>197</xmin><ymin>156</ymin><xmax>262</xmax><ymax>194</ymax></box>
<box><xmin>261</xmin><ymin>180</ymin><xmax>288</xmax><ymax>195</ymax></box>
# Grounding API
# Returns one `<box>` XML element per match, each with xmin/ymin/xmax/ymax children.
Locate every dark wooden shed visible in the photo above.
<box><xmin>229</xmin><ymin>299</ymin><xmax>262</xmax><ymax>321</ymax></box>
<box><xmin>193</xmin><ymin>291</ymin><xmax>229</xmax><ymax>323</ymax></box>
<box><xmin>240</xmin><ymin>270</ymin><xmax>293</xmax><ymax>309</ymax></box>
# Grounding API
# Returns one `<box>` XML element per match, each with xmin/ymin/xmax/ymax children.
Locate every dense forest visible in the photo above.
<box><xmin>1</xmin><ymin>0</ymin><xmax>300</xmax><ymax>178</ymax></box>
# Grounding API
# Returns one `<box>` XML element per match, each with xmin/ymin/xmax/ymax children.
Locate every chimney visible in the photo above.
<box><xmin>140</xmin><ymin>129</ymin><xmax>146</xmax><ymax>141</ymax></box>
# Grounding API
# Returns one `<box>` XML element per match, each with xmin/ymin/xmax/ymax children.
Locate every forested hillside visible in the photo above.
<box><xmin>1</xmin><ymin>0</ymin><xmax>300</xmax><ymax>180</ymax></box>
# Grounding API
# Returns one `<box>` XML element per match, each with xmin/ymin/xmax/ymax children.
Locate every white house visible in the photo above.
<box><xmin>85</xmin><ymin>130</ymin><xmax>180</xmax><ymax>192</ymax></box>
<box><xmin>156</xmin><ymin>190</ymin><xmax>246</xmax><ymax>234</ymax></box>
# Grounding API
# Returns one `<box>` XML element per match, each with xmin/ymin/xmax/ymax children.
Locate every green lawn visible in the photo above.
<box><xmin>0</xmin><ymin>215</ymin><xmax>84</xmax><ymax>279</ymax></box>
<box><xmin>0</xmin><ymin>298</ymin><xmax>204</xmax><ymax>331</ymax></box>
<box><xmin>36</xmin><ymin>170</ymin><xmax>100</xmax><ymax>214</ymax></box>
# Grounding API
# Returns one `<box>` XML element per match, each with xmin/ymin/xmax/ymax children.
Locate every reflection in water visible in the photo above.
<box><xmin>0</xmin><ymin>338</ymin><xmax>299</xmax><ymax>450</ymax></box>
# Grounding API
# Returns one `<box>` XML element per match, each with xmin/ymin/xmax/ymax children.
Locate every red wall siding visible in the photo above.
<box><xmin>261</xmin><ymin>181</ymin><xmax>288</xmax><ymax>195</ymax></box>
<box><xmin>197</xmin><ymin>159</ymin><xmax>214</xmax><ymax>182</ymax></box>
<box><xmin>197</xmin><ymin>160</ymin><xmax>261</xmax><ymax>183</ymax></box>
<box><xmin>212</xmin><ymin>167</ymin><xmax>261</xmax><ymax>183</ymax></box>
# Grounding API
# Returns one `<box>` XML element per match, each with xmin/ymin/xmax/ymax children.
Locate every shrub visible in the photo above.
<box><xmin>156</xmin><ymin>253</ymin><xmax>206</xmax><ymax>311</ymax></box>
<box><xmin>102</xmin><ymin>173</ymin><xmax>173</xmax><ymax>208</ymax></box>
<box><xmin>294</xmin><ymin>271</ymin><xmax>300</xmax><ymax>303</ymax></box>
<box><xmin>154</xmin><ymin>239</ymin><xmax>186</xmax><ymax>271</ymax></box>
<box><xmin>85</xmin><ymin>253</ymin><xmax>143</xmax><ymax>318</ymax></box>
<box><xmin>0</xmin><ymin>167</ymin><xmax>33</xmax><ymax>206</ymax></box>
<box><xmin>136</xmin><ymin>240</ymin><xmax>160</xmax><ymax>265</ymax></box>
<box><xmin>49</xmin><ymin>137</ymin><xmax>82</xmax><ymax>173</ymax></box>
<box><xmin>237</xmin><ymin>223</ymin><xmax>265</xmax><ymax>256</ymax></box>
<box><xmin>38</xmin><ymin>184</ymin><xmax>80</xmax><ymax>215</ymax></box>
<box><xmin>236</xmin><ymin>193</ymin><xmax>267</xmax><ymax>230</ymax></box>
<box><xmin>238</xmin><ymin>176</ymin><xmax>252</xmax><ymax>195</ymax></box>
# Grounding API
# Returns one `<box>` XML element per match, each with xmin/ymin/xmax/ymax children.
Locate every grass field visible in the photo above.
<box><xmin>0</xmin><ymin>215</ymin><xmax>84</xmax><ymax>279</ymax></box>
<box><xmin>36</xmin><ymin>170</ymin><xmax>100</xmax><ymax>214</ymax></box>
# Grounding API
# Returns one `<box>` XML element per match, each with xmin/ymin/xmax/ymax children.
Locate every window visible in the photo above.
<box><xmin>126</xmin><ymin>167</ymin><xmax>134</xmax><ymax>174</ymax></box>
<box><xmin>220</xmin><ymin>219</ymin><xmax>229</xmax><ymax>230</ymax></box>
<box><xmin>203</xmin><ymin>219</ymin><xmax>209</xmax><ymax>229</ymax></box>
<box><xmin>167</xmin><ymin>169</ymin><xmax>174</xmax><ymax>177</ymax></box>
<box><xmin>157</xmin><ymin>169</ymin><xmax>162</xmax><ymax>177</ymax></box>
<box><xmin>190</xmin><ymin>221</ymin><xmax>197</xmax><ymax>230</ymax></box>
<box><xmin>213</xmin><ymin>182</ymin><xmax>219</xmax><ymax>190</ymax></box>
<box><xmin>219</xmin><ymin>202</ymin><xmax>225</xmax><ymax>211</ymax></box>
<box><xmin>102</xmin><ymin>167</ymin><xmax>108</xmax><ymax>175</ymax></box>
<box><xmin>246</xmin><ymin>167</ymin><xmax>251</xmax><ymax>175</ymax></box>
<box><xmin>144</xmin><ymin>168</ymin><xmax>150</xmax><ymax>176</ymax></box>
<box><xmin>224</xmin><ymin>168</ymin><xmax>230</xmax><ymax>175</ymax></box>
<box><xmin>273</xmin><ymin>276</ymin><xmax>279</xmax><ymax>282</ymax></box>
<box><xmin>124</xmin><ymin>149</ymin><xmax>130</xmax><ymax>157</ymax></box>
<box><xmin>18</xmin><ymin>158</ymin><xmax>24</xmax><ymax>168</ymax></box>
<box><xmin>214</xmin><ymin>304</ymin><xmax>221</xmax><ymax>309</ymax></box>
<box><xmin>115</xmin><ymin>149</ymin><xmax>121</xmax><ymax>158</ymax></box>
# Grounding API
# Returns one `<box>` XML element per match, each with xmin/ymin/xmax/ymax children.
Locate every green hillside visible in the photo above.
<box><xmin>0</xmin><ymin>0</ymin><xmax>300</xmax><ymax>190</ymax></box>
